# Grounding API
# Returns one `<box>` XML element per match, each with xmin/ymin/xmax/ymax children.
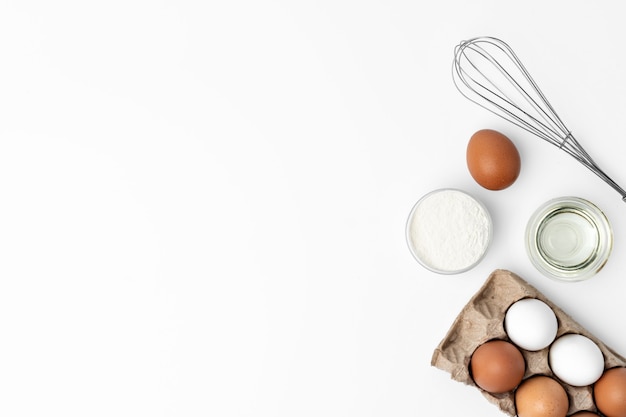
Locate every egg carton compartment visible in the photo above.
<box><xmin>431</xmin><ymin>269</ymin><xmax>626</xmax><ymax>416</ymax></box>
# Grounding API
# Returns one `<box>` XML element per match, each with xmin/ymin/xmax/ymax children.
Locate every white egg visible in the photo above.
<box><xmin>549</xmin><ymin>334</ymin><xmax>604</xmax><ymax>386</ymax></box>
<box><xmin>504</xmin><ymin>298</ymin><xmax>558</xmax><ymax>351</ymax></box>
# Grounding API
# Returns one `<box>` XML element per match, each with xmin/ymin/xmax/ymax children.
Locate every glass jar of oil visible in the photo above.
<box><xmin>526</xmin><ymin>197</ymin><xmax>613</xmax><ymax>282</ymax></box>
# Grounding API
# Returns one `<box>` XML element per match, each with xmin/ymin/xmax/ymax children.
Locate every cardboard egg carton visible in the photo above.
<box><xmin>431</xmin><ymin>269</ymin><xmax>626</xmax><ymax>416</ymax></box>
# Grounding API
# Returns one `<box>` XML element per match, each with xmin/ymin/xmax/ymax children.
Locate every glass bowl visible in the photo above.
<box><xmin>525</xmin><ymin>196</ymin><xmax>613</xmax><ymax>282</ymax></box>
<box><xmin>406</xmin><ymin>188</ymin><xmax>492</xmax><ymax>274</ymax></box>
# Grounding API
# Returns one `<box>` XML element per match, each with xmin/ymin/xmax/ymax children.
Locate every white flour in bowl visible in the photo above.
<box><xmin>406</xmin><ymin>189</ymin><xmax>491</xmax><ymax>273</ymax></box>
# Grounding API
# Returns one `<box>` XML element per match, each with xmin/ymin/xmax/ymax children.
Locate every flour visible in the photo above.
<box><xmin>407</xmin><ymin>189</ymin><xmax>491</xmax><ymax>273</ymax></box>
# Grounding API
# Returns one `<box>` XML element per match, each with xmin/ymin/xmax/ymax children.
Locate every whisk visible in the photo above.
<box><xmin>452</xmin><ymin>36</ymin><xmax>626</xmax><ymax>202</ymax></box>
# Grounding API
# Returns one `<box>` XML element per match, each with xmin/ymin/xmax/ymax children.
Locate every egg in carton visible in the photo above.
<box><xmin>431</xmin><ymin>269</ymin><xmax>626</xmax><ymax>416</ymax></box>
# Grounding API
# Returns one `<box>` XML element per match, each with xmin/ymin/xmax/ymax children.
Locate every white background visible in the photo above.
<box><xmin>2</xmin><ymin>1</ymin><xmax>626</xmax><ymax>416</ymax></box>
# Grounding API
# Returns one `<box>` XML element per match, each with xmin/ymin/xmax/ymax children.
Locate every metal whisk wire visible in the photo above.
<box><xmin>453</xmin><ymin>36</ymin><xmax>626</xmax><ymax>202</ymax></box>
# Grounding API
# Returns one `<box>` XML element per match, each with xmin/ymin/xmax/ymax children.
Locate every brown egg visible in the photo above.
<box><xmin>594</xmin><ymin>367</ymin><xmax>626</xmax><ymax>417</ymax></box>
<box><xmin>515</xmin><ymin>376</ymin><xmax>569</xmax><ymax>417</ymax></box>
<box><xmin>466</xmin><ymin>129</ymin><xmax>521</xmax><ymax>190</ymax></box>
<box><xmin>470</xmin><ymin>340</ymin><xmax>525</xmax><ymax>393</ymax></box>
